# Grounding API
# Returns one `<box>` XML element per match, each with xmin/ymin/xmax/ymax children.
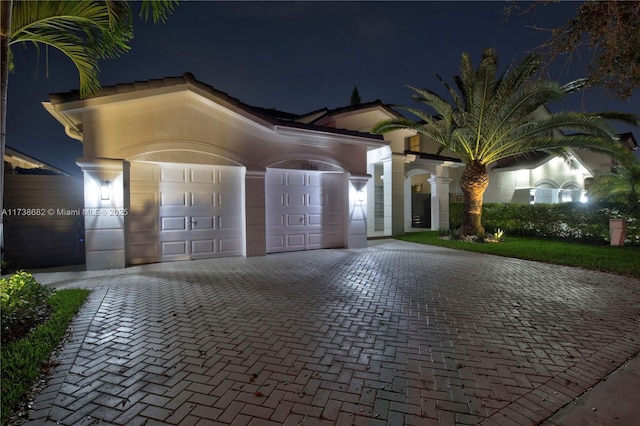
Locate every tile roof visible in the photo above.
<box><xmin>48</xmin><ymin>72</ymin><xmax>384</xmax><ymax>141</ymax></box>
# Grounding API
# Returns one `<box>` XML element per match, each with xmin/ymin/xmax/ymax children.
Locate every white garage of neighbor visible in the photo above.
<box><xmin>44</xmin><ymin>73</ymin><xmax>385</xmax><ymax>270</ymax></box>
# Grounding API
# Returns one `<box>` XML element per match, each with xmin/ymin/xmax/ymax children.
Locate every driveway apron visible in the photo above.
<box><xmin>20</xmin><ymin>239</ymin><xmax>640</xmax><ymax>425</ymax></box>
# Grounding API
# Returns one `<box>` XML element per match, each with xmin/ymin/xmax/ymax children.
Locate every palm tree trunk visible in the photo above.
<box><xmin>460</xmin><ymin>160</ymin><xmax>489</xmax><ymax>236</ymax></box>
<box><xmin>1</xmin><ymin>0</ymin><xmax>12</xmax><ymax>261</ymax></box>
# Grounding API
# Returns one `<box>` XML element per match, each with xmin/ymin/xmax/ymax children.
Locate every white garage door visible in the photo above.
<box><xmin>266</xmin><ymin>169</ymin><xmax>345</xmax><ymax>253</ymax></box>
<box><xmin>129</xmin><ymin>162</ymin><xmax>244</xmax><ymax>264</ymax></box>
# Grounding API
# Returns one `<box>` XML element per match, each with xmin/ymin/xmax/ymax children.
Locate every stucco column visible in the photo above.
<box><xmin>366</xmin><ymin>161</ymin><xmax>376</xmax><ymax>236</ymax></box>
<box><xmin>76</xmin><ymin>158</ymin><xmax>129</xmax><ymax>270</ymax></box>
<box><xmin>384</xmin><ymin>154</ymin><xmax>406</xmax><ymax>236</ymax></box>
<box><xmin>348</xmin><ymin>174</ymin><xmax>370</xmax><ymax>248</ymax></box>
<box><xmin>429</xmin><ymin>166</ymin><xmax>452</xmax><ymax>230</ymax></box>
<box><xmin>404</xmin><ymin>177</ymin><xmax>412</xmax><ymax>231</ymax></box>
<box><xmin>245</xmin><ymin>169</ymin><xmax>266</xmax><ymax>257</ymax></box>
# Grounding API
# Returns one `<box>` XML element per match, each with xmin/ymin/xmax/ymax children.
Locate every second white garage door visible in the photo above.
<box><xmin>266</xmin><ymin>169</ymin><xmax>345</xmax><ymax>253</ymax></box>
<box><xmin>129</xmin><ymin>162</ymin><xmax>244</xmax><ymax>264</ymax></box>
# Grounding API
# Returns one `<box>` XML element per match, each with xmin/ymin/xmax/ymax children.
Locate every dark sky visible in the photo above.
<box><xmin>6</xmin><ymin>1</ymin><xmax>640</xmax><ymax>176</ymax></box>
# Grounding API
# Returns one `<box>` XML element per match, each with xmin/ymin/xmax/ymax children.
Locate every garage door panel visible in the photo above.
<box><xmin>161</xmin><ymin>217</ymin><xmax>187</xmax><ymax>231</ymax></box>
<box><xmin>191</xmin><ymin>216</ymin><xmax>214</xmax><ymax>230</ymax></box>
<box><xmin>191</xmin><ymin>168</ymin><xmax>215</xmax><ymax>183</ymax></box>
<box><xmin>161</xmin><ymin>192</ymin><xmax>187</xmax><ymax>207</ymax></box>
<box><xmin>162</xmin><ymin>241</ymin><xmax>187</xmax><ymax>256</ymax></box>
<box><xmin>308</xmin><ymin>233</ymin><xmax>325</xmax><ymax>247</ymax></box>
<box><xmin>266</xmin><ymin>169</ymin><xmax>345</xmax><ymax>253</ymax></box>
<box><xmin>286</xmin><ymin>173</ymin><xmax>306</xmax><ymax>186</ymax></box>
<box><xmin>307</xmin><ymin>214</ymin><xmax>324</xmax><ymax>226</ymax></box>
<box><xmin>287</xmin><ymin>234</ymin><xmax>305</xmax><ymax>247</ymax></box>
<box><xmin>130</xmin><ymin>163</ymin><xmax>158</xmax><ymax>181</ymax></box>
<box><xmin>218</xmin><ymin>238</ymin><xmax>242</xmax><ymax>254</ymax></box>
<box><xmin>285</xmin><ymin>193</ymin><xmax>307</xmax><ymax>207</ymax></box>
<box><xmin>191</xmin><ymin>239</ymin><xmax>214</xmax><ymax>254</ymax></box>
<box><xmin>267</xmin><ymin>214</ymin><xmax>285</xmax><ymax>227</ymax></box>
<box><xmin>309</xmin><ymin>194</ymin><xmax>324</xmax><ymax>206</ymax></box>
<box><xmin>191</xmin><ymin>192</ymin><xmax>215</xmax><ymax>207</ymax></box>
<box><xmin>219</xmin><ymin>192</ymin><xmax>242</xmax><ymax>207</ymax></box>
<box><xmin>266</xmin><ymin>235</ymin><xmax>285</xmax><ymax>248</ymax></box>
<box><xmin>218</xmin><ymin>215</ymin><xmax>242</xmax><ymax>230</ymax></box>
<box><xmin>129</xmin><ymin>162</ymin><xmax>244</xmax><ymax>264</ymax></box>
<box><xmin>308</xmin><ymin>173</ymin><xmax>322</xmax><ymax>186</ymax></box>
<box><xmin>161</xmin><ymin>167</ymin><xmax>187</xmax><ymax>182</ymax></box>
<box><xmin>286</xmin><ymin>214</ymin><xmax>306</xmax><ymax>227</ymax></box>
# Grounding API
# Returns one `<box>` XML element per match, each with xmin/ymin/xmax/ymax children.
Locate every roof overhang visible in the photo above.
<box><xmin>43</xmin><ymin>73</ymin><xmax>387</xmax><ymax>150</ymax></box>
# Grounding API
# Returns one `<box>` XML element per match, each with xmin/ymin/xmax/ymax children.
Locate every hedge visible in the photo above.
<box><xmin>449</xmin><ymin>202</ymin><xmax>640</xmax><ymax>245</ymax></box>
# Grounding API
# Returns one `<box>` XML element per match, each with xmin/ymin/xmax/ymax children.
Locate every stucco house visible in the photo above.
<box><xmin>44</xmin><ymin>73</ymin><xmax>636</xmax><ymax>270</ymax></box>
<box><xmin>44</xmin><ymin>73</ymin><xmax>388</xmax><ymax>270</ymax></box>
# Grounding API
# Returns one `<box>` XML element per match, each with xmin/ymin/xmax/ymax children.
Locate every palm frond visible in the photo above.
<box><xmin>371</xmin><ymin>117</ymin><xmax>420</xmax><ymax>135</ymax></box>
<box><xmin>140</xmin><ymin>0</ymin><xmax>179</xmax><ymax>23</ymax></box>
<box><xmin>373</xmin><ymin>48</ymin><xmax>638</xmax><ymax>171</ymax></box>
<box><xmin>10</xmin><ymin>0</ymin><xmax>136</xmax><ymax>96</ymax></box>
<box><xmin>470</xmin><ymin>48</ymin><xmax>498</xmax><ymax>157</ymax></box>
<box><xmin>405</xmin><ymin>85</ymin><xmax>453</xmax><ymax>120</ymax></box>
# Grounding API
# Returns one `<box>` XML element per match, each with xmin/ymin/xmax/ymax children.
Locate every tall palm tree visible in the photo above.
<box><xmin>0</xmin><ymin>0</ymin><xmax>177</xmax><ymax>259</ymax></box>
<box><xmin>372</xmin><ymin>48</ymin><xmax>638</xmax><ymax>236</ymax></box>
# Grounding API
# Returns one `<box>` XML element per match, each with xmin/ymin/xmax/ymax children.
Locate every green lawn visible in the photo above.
<box><xmin>1</xmin><ymin>289</ymin><xmax>90</xmax><ymax>425</ymax></box>
<box><xmin>396</xmin><ymin>232</ymin><xmax>640</xmax><ymax>279</ymax></box>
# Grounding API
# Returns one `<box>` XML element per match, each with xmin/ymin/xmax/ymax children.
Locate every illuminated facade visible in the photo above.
<box><xmin>44</xmin><ymin>73</ymin><xmax>636</xmax><ymax>270</ymax></box>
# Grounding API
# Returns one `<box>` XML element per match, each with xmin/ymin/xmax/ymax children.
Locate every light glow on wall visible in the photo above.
<box><xmin>100</xmin><ymin>181</ymin><xmax>111</xmax><ymax>201</ymax></box>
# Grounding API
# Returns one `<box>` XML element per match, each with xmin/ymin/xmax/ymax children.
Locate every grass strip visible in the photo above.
<box><xmin>1</xmin><ymin>288</ymin><xmax>90</xmax><ymax>424</ymax></box>
<box><xmin>396</xmin><ymin>232</ymin><xmax>640</xmax><ymax>279</ymax></box>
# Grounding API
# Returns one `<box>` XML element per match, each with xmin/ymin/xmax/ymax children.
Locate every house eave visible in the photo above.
<box><xmin>274</xmin><ymin>125</ymin><xmax>388</xmax><ymax>150</ymax></box>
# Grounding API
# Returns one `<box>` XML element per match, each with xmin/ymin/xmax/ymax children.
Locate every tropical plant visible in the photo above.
<box><xmin>372</xmin><ymin>48</ymin><xmax>638</xmax><ymax>235</ymax></box>
<box><xmin>590</xmin><ymin>162</ymin><xmax>640</xmax><ymax>211</ymax></box>
<box><xmin>492</xmin><ymin>228</ymin><xmax>505</xmax><ymax>242</ymax></box>
<box><xmin>0</xmin><ymin>0</ymin><xmax>177</xmax><ymax>255</ymax></box>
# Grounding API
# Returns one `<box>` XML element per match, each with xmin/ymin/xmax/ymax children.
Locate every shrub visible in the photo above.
<box><xmin>1</xmin><ymin>272</ymin><xmax>54</xmax><ymax>344</ymax></box>
<box><xmin>450</xmin><ymin>202</ymin><xmax>640</xmax><ymax>245</ymax></box>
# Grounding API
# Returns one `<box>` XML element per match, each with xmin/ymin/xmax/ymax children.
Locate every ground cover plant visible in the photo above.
<box><xmin>397</xmin><ymin>231</ymin><xmax>640</xmax><ymax>278</ymax></box>
<box><xmin>1</xmin><ymin>272</ymin><xmax>89</xmax><ymax>425</ymax></box>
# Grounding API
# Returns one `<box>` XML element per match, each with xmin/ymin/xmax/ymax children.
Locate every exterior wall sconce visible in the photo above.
<box><xmin>100</xmin><ymin>180</ymin><xmax>111</xmax><ymax>201</ymax></box>
<box><xmin>356</xmin><ymin>190</ymin><xmax>365</xmax><ymax>203</ymax></box>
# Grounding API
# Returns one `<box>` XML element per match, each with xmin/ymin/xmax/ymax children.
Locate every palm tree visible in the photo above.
<box><xmin>372</xmin><ymin>48</ymin><xmax>638</xmax><ymax>236</ymax></box>
<box><xmin>590</xmin><ymin>162</ymin><xmax>640</xmax><ymax>211</ymax></box>
<box><xmin>0</xmin><ymin>0</ymin><xmax>177</xmax><ymax>258</ymax></box>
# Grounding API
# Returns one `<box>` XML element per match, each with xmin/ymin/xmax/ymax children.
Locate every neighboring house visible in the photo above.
<box><xmin>484</xmin><ymin>132</ymin><xmax>638</xmax><ymax>205</ymax></box>
<box><xmin>4</xmin><ymin>146</ymin><xmax>70</xmax><ymax>176</ymax></box>
<box><xmin>43</xmin><ymin>73</ymin><xmax>636</xmax><ymax>270</ymax></box>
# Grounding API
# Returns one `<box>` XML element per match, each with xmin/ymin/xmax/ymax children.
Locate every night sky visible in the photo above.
<box><xmin>6</xmin><ymin>1</ymin><xmax>640</xmax><ymax>176</ymax></box>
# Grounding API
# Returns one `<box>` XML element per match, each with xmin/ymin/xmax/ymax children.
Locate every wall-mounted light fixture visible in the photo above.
<box><xmin>100</xmin><ymin>180</ymin><xmax>111</xmax><ymax>201</ymax></box>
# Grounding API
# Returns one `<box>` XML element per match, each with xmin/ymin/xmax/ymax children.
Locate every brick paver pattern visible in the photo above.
<box><xmin>23</xmin><ymin>239</ymin><xmax>640</xmax><ymax>425</ymax></box>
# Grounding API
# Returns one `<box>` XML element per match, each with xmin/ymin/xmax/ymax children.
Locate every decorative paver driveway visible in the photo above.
<box><xmin>23</xmin><ymin>239</ymin><xmax>640</xmax><ymax>425</ymax></box>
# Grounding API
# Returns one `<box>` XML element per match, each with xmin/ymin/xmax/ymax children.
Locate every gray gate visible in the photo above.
<box><xmin>3</xmin><ymin>174</ymin><xmax>85</xmax><ymax>269</ymax></box>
